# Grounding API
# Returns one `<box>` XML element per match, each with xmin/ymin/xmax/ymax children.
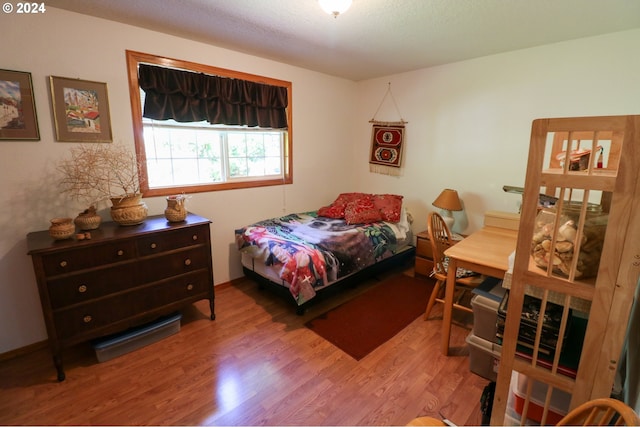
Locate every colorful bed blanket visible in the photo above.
<box><xmin>235</xmin><ymin>211</ymin><xmax>412</xmax><ymax>305</ymax></box>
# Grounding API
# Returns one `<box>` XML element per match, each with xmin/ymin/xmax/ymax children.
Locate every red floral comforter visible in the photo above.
<box><xmin>235</xmin><ymin>211</ymin><xmax>411</xmax><ymax>305</ymax></box>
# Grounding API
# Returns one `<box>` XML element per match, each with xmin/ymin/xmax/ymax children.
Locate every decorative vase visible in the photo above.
<box><xmin>110</xmin><ymin>194</ymin><xmax>148</xmax><ymax>226</ymax></box>
<box><xmin>74</xmin><ymin>206</ymin><xmax>102</xmax><ymax>231</ymax></box>
<box><xmin>164</xmin><ymin>195</ymin><xmax>187</xmax><ymax>222</ymax></box>
<box><xmin>49</xmin><ymin>217</ymin><xmax>75</xmax><ymax>240</ymax></box>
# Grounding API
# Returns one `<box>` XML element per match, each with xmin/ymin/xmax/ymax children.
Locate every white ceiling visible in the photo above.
<box><xmin>48</xmin><ymin>0</ymin><xmax>640</xmax><ymax>81</ymax></box>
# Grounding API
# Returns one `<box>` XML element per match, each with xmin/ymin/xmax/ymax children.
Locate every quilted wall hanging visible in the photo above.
<box><xmin>369</xmin><ymin>83</ymin><xmax>407</xmax><ymax>176</ymax></box>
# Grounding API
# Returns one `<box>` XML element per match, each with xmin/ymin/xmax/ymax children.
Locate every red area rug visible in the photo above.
<box><xmin>305</xmin><ymin>273</ymin><xmax>435</xmax><ymax>360</ymax></box>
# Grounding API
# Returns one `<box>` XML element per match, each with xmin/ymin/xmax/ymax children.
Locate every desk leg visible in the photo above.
<box><xmin>441</xmin><ymin>258</ymin><xmax>458</xmax><ymax>356</ymax></box>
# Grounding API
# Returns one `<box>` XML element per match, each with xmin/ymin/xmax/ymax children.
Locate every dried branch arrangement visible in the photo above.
<box><xmin>58</xmin><ymin>142</ymin><xmax>145</xmax><ymax>207</ymax></box>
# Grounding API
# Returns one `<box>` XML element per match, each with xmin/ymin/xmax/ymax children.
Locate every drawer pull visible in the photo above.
<box><xmin>192</xmin><ymin>234</ymin><xmax>198</xmax><ymax>241</ymax></box>
<box><xmin>187</xmin><ymin>284</ymin><xmax>194</xmax><ymax>291</ymax></box>
<box><xmin>83</xmin><ymin>315</ymin><xmax>92</xmax><ymax>323</ymax></box>
<box><xmin>117</xmin><ymin>250</ymin><xmax>124</xmax><ymax>256</ymax></box>
<box><xmin>78</xmin><ymin>285</ymin><xmax>87</xmax><ymax>293</ymax></box>
<box><xmin>184</xmin><ymin>259</ymin><xmax>192</xmax><ymax>266</ymax></box>
<box><xmin>150</xmin><ymin>243</ymin><xmax>157</xmax><ymax>249</ymax></box>
<box><xmin>60</xmin><ymin>261</ymin><xmax>68</xmax><ymax>268</ymax></box>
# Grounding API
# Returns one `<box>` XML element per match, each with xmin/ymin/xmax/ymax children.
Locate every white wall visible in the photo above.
<box><xmin>0</xmin><ymin>7</ymin><xmax>638</xmax><ymax>354</ymax></box>
<box><xmin>0</xmin><ymin>8</ymin><xmax>357</xmax><ymax>353</ymax></box>
<box><xmin>354</xmin><ymin>29</ymin><xmax>640</xmax><ymax>234</ymax></box>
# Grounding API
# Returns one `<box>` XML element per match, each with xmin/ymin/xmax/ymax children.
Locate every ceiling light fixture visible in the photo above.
<box><xmin>318</xmin><ymin>0</ymin><xmax>352</xmax><ymax>18</ymax></box>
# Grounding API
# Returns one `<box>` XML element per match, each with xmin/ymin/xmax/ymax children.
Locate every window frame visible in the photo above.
<box><xmin>125</xmin><ymin>50</ymin><xmax>293</xmax><ymax>197</ymax></box>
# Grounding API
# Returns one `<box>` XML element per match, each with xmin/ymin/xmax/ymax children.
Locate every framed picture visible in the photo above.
<box><xmin>0</xmin><ymin>69</ymin><xmax>40</xmax><ymax>140</ymax></box>
<box><xmin>49</xmin><ymin>76</ymin><xmax>112</xmax><ymax>142</ymax></box>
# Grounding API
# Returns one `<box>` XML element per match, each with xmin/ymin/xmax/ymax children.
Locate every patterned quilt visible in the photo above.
<box><xmin>235</xmin><ymin>211</ymin><xmax>412</xmax><ymax>305</ymax></box>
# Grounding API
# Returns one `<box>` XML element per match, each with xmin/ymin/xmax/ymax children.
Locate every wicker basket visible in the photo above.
<box><xmin>74</xmin><ymin>207</ymin><xmax>102</xmax><ymax>230</ymax></box>
<box><xmin>49</xmin><ymin>217</ymin><xmax>75</xmax><ymax>240</ymax></box>
<box><xmin>110</xmin><ymin>194</ymin><xmax>148</xmax><ymax>226</ymax></box>
<box><xmin>164</xmin><ymin>195</ymin><xmax>187</xmax><ymax>222</ymax></box>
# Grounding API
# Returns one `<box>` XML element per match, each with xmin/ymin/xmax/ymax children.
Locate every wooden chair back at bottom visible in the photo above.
<box><xmin>427</xmin><ymin>212</ymin><xmax>452</xmax><ymax>281</ymax></box>
<box><xmin>556</xmin><ymin>398</ymin><xmax>640</xmax><ymax>426</ymax></box>
<box><xmin>424</xmin><ymin>212</ymin><xmax>481</xmax><ymax>320</ymax></box>
<box><xmin>406</xmin><ymin>416</ymin><xmax>447</xmax><ymax>426</ymax></box>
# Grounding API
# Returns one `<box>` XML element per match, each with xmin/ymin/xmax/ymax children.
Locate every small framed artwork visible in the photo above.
<box><xmin>0</xmin><ymin>69</ymin><xmax>40</xmax><ymax>140</ymax></box>
<box><xmin>49</xmin><ymin>76</ymin><xmax>112</xmax><ymax>142</ymax></box>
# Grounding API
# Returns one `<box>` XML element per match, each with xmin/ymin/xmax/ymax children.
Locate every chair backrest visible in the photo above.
<box><xmin>556</xmin><ymin>398</ymin><xmax>640</xmax><ymax>426</ymax></box>
<box><xmin>427</xmin><ymin>212</ymin><xmax>453</xmax><ymax>276</ymax></box>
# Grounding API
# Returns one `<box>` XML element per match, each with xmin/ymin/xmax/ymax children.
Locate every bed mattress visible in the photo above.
<box><xmin>236</xmin><ymin>210</ymin><xmax>413</xmax><ymax>305</ymax></box>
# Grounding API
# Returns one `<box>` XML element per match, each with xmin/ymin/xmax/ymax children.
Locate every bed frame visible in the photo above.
<box><xmin>243</xmin><ymin>245</ymin><xmax>416</xmax><ymax>315</ymax></box>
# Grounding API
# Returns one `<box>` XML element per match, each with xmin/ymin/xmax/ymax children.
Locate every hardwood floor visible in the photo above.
<box><xmin>0</xmin><ymin>268</ymin><xmax>490</xmax><ymax>426</ymax></box>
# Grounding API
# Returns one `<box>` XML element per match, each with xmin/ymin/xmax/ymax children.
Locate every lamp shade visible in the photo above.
<box><xmin>432</xmin><ymin>189</ymin><xmax>463</xmax><ymax>212</ymax></box>
<box><xmin>319</xmin><ymin>0</ymin><xmax>352</xmax><ymax>16</ymax></box>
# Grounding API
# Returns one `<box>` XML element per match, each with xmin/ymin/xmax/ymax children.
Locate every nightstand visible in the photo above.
<box><xmin>415</xmin><ymin>230</ymin><xmax>434</xmax><ymax>276</ymax></box>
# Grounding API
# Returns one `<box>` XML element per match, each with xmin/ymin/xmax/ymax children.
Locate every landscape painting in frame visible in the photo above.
<box><xmin>49</xmin><ymin>76</ymin><xmax>112</xmax><ymax>142</ymax></box>
<box><xmin>0</xmin><ymin>69</ymin><xmax>40</xmax><ymax>140</ymax></box>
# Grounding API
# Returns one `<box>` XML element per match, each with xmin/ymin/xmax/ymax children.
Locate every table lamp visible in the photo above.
<box><xmin>432</xmin><ymin>189</ymin><xmax>463</xmax><ymax>230</ymax></box>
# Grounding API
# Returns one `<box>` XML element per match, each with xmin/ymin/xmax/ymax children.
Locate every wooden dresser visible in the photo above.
<box><xmin>27</xmin><ymin>213</ymin><xmax>214</xmax><ymax>381</ymax></box>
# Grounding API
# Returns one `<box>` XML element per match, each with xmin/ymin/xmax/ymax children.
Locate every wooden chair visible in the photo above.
<box><xmin>556</xmin><ymin>398</ymin><xmax>640</xmax><ymax>426</ymax></box>
<box><xmin>424</xmin><ymin>212</ymin><xmax>482</xmax><ymax>320</ymax></box>
<box><xmin>406</xmin><ymin>416</ymin><xmax>447</xmax><ymax>426</ymax></box>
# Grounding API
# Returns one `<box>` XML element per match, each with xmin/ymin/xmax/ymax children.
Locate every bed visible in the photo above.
<box><xmin>235</xmin><ymin>193</ymin><xmax>415</xmax><ymax>313</ymax></box>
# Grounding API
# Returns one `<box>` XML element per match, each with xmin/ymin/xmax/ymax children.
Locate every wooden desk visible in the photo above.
<box><xmin>442</xmin><ymin>226</ymin><xmax>518</xmax><ymax>355</ymax></box>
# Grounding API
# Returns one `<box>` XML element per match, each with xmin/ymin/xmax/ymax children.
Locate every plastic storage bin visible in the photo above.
<box><xmin>471</xmin><ymin>277</ymin><xmax>505</xmax><ymax>342</ymax></box>
<box><xmin>496</xmin><ymin>290</ymin><xmax>571</xmax><ymax>355</ymax></box>
<box><xmin>466</xmin><ymin>332</ymin><xmax>501</xmax><ymax>381</ymax></box>
<box><xmin>471</xmin><ymin>294</ymin><xmax>501</xmax><ymax>342</ymax></box>
<box><xmin>92</xmin><ymin>313</ymin><xmax>182</xmax><ymax>362</ymax></box>
<box><xmin>511</xmin><ymin>372</ymin><xmax>570</xmax><ymax>425</ymax></box>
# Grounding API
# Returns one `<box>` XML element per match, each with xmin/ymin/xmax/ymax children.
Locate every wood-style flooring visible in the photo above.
<box><xmin>0</xmin><ymin>267</ymin><xmax>490</xmax><ymax>426</ymax></box>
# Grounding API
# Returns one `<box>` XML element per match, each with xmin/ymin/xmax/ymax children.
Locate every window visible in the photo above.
<box><xmin>142</xmin><ymin>119</ymin><xmax>287</xmax><ymax>186</ymax></box>
<box><xmin>126</xmin><ymin>50</ymin><xmax>292</xmax><ymax>197</ymax></box>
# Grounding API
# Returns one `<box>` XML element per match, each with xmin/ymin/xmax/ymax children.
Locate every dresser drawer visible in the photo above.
<box><xmin>416</xmin><ymin>235</ymin><xmax>432</xmax><ymax>258</ymax></box>
<box><xmin>137</xmin><ymin>246</ymin><xmax>210</xmax><ymax>283</ymax></box>
<box><xmin>53</xmin><ymin>270</ymin><xmax>211</xmax><ymax>340</ymax></box>
<box><xmin>47</xmin><ymin>263</ymin><xmax>138</xmax><ymax>309</ymax></box>
<box><xmin>150</xmin><ymin>270</ymin><xmax>212</xmax><ymax>307</ymax></box>
<box><xmin>415</xmin><ymin>257</ymin><xmax>434</xmax><ymax>276</ymax></box>
<box><xmin>41</xmin><ymin>241</ymin><xmax>137</xmax><ymax>276</ymax></box>
<box><xmin>137</xmin><ymin>225</ymin><xmax>210</xmax><ymax>256</ymax></box>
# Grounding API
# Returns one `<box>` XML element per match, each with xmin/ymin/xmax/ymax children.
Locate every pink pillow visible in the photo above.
<box><xmin>373</xmin><ymin>194</ymin><xmax>403</xmax><ymax>222</ymax></box>
<box><xmin>344</xmin><ymin>195</ymin><xmax>383</xmax><ymax>224</ymax></box>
